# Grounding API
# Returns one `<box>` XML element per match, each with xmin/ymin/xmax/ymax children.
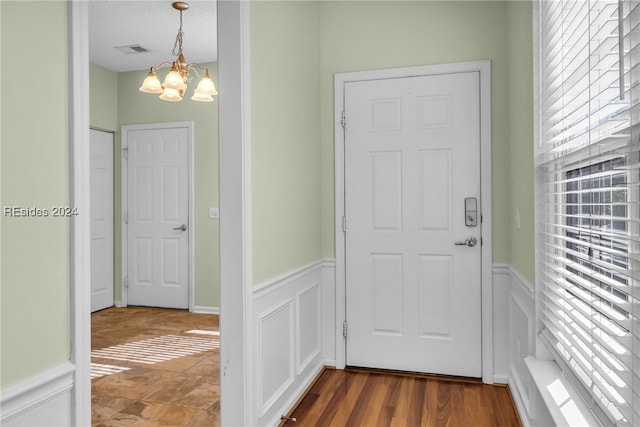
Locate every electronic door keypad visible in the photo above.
<box><xmin>464</xmin><ymin>197</ymin><xmax>478</xmax><ymax>227</ymax></box>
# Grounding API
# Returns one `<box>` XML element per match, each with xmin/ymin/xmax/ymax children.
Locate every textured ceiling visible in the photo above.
<box><xmin>89</xmin><ymin>0</ymin><xmax>217</xmax><ymax>73</ymax></box>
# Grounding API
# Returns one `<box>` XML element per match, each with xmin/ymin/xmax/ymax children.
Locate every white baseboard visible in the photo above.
<box><xmin>0</xmin><ymin>362</ymin><xmax>75</xmax><ymax>425</ymax></box>
<box><xmin>192</xmin><ymin>306</ymin><xmax>220</xmax><ymax>315</ymax></box>
<box><xmin>114</xmin><ymin>300</ymin><xmax>123</xmax><ymax>307</ymax></box>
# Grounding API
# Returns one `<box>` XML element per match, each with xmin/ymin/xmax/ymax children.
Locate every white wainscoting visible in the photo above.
<box><xmin>494</xmin><ymin>264</ymin><xmax>553</xmax><ymax>427</ymax></box>
<box><xmin>0</xmin><ymin>362</ymin><xmax>74</xmax><ymax>426</ymax></box>
<box><xmin>252</xmin><ymin>259</ymin><xmax>331</xmax><ymax>426</ymax></box>
<box><xmin>492</xmin><ymin>264</ymin><xmax>511</xmax><ymax>384</ymax></box>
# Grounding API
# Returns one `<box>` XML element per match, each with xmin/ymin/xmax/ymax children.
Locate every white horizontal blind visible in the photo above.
<box><xmin>537</xmin><ymin>1</ymin><xmax>640</xmax><ymax>426</ymax></box>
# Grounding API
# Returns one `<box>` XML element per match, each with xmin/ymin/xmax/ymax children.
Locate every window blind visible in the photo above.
<box><xmin>536</xmin><ymin>1</ymin><xmax>640</xmax><ymax>425</ymax></box>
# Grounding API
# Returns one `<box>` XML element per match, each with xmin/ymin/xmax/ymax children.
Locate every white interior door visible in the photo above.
<box><xmin>124</xmin><ymin>124</ymin><xmax>190</xmax><ymax>309</ymax></box>
<box><xmin>344</xmin><ymin>72</ymin><xmax>482</xmax><ymax>377</ymax></box>
<box><xmin>90</xmin><ymin>129</ymin><xmax>114</xmax><ymax>312</ymax></box>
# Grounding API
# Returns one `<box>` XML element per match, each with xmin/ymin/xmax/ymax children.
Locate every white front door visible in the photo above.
<box><xmin>90</xmin><ymin>129</ymin><xmax>114</xmax><ymax>312</ymax></box>
<box><xmin>345</xmin><ymin>72</ymin><xmax>482</xmax><ymax>377</ymax></box>
<box><xmin>124</xmin><ymin>124</ymin><xmax>191</xmax><ymax>309</ymax></box>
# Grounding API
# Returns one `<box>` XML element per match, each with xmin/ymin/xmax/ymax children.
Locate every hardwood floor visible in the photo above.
<box><xmin>91</xmin><ymin>307</ymin><xmax>220</xmax><ymax>426</ymax></box>
<box><xmin>283</xmin><ymin>368</ymin><xmax>522</xmax><ymax>427</ymax></box>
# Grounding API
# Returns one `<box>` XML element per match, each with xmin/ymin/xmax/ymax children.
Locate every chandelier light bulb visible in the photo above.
<box><xmin>162</xmin><ymin>65</ymin><xmax>187</xmax><ymax>91</ymax></box>
<box><xmin>194</xmin><ymin>71</ymin><xmax>217</xmax><ymax>96</ymax></box>
<box><xmin>159</xmin><ymin>87</ymin><xmax>183</xmax><ymax>102</ymax></box>
<box><xmin>191</xmin><ymin>91</ymin><xmax>214</xmax><ymax>102</ymax></box>
<box><xmin>139</xmin><ymin>68</ymin><xmax>163</xmax><ymax>94</ymax></box>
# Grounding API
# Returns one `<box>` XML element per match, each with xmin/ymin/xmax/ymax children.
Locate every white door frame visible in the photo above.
<box><xmin>69</xmin><ymin>1</ymin><xmax>251</xmax><ymax>424</ymax></box>
<box><xmin>120</xmin><ymin>122</ymin><xmax>195</xmax><ymax>311</ymax></box>
<box><xmin>334</xmin><ymin>60</ymin><xmax>494</xmax><ymax>383</ymax></box>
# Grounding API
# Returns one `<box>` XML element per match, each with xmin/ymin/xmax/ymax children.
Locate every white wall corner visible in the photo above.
<box><xmin>0</xmin><ymin>362</ymin><xmax>75</xmax><ymax>425</ymax></box>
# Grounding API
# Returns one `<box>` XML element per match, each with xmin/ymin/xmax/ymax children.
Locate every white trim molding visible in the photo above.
<box><xmin>251</xmin><ymin>260</ymin><xmax>328</xmax><ymax>426</ymax></box>
<box><xmin>334</xmin><ymin>61</ymin><xmax>493</xmax><ymax>382</ymax></box>
<box><xmin>0</xmin><ymin>362</ymin><xmax>75</xmax><ymax>425</ymax></box>
<box><xmin>68</xmin><ymin>1</ymin><xmax>91</xmax><ymax>425</ymax></box>
<box><xmin>217</xmin><ymin>0</ymin><xmax>253</xmax><ymax>424</ymax></box>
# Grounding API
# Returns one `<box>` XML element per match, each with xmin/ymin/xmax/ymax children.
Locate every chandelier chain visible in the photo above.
<box><xmin>172</xmin><ymin>9</ymin><xmax>184</xmax><ymax>57</ymax></box>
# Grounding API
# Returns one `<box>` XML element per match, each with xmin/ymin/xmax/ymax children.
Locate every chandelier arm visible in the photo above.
<box><xmin>186</xmin><ymin>63</ymin><xmax>209</xmax><ymax>78</ymax></box>
<box><xmin>151</xmin><ymin>62</ymin><xmax>176</xmax><ymax>71</ymax></box>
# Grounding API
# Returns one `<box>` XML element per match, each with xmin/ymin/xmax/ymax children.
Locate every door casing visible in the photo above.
<box><xmin>120</xmin><ymin>121</ymin><xmax>195</xmax><ymax>311</ymax></box>
<box><xmin>334</xmin><ymin>60</ymin><xmax>494</xmax><ymax>383</ymax></box>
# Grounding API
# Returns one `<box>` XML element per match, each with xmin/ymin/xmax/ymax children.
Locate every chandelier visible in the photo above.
<box><xmin>138</xmin><ymin>1</ymin><xmax>217</xmax><ymax>102</ymax></box>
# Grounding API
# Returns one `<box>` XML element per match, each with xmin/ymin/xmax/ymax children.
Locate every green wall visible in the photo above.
<box><xmin>1</xmin><ymin>1</ymin><xmax>70</xmax><ymax>387</ymax></box>
<box><xmin>117</xmin><ymin>64</ymin><xmax>220</xmax><ymax>308</ymax></box>
<box><xmin>506</xmin><ymin>0</ymin><xmax>535</xmax><ymax>282</ymax></box>
<box><xmin>318</xmin><ymin>1</ymin><xmax>511</xmax><ymax>263</ymax></box>
<box><xmin>90</xmin><ymin>63</ymin><xmax>118</xmax><ymax>131</ymax></box>
<box><xmin>251</xmin><ymin>1</ymin><xmax>322</xmax><ymax>283</ymax></box>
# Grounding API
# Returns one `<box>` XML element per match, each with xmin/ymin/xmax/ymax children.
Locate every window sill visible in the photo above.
<box><xmin>525</xmin><ymin>357</ymin><xmax>600</xmax><ymax>427</ymax></box>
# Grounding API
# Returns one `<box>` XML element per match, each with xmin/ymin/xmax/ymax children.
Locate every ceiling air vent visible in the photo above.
<box><xmin>114</xmin><ymin>44</ymin><xmax>149</xmax><ymax>54</ymax></box>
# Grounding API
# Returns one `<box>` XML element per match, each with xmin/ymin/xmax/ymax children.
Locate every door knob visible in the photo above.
<box><xmin>173</xmin><ymin>224</ymin><xmax>187</xmax><ymax>231</ymax></box>
<box><xmin>454</xmin><ymin>236</ymin><xmax>477</xmax><ymax>247</ymax></box>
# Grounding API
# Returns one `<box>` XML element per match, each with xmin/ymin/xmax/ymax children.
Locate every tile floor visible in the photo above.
<box><xmin>91</xmin><ymin>306</ymin><xmax>220</xmax><ymax>426</ymax></box>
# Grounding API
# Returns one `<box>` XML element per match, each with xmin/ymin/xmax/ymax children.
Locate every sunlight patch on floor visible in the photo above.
<box><xmin>91</xmin><ymin>334</ymin><xmax>219</xmax><ymax>365</ymax></box>
<box><xmin>91</xmin><ymin>363</ymin><xmax>132</xmax><ymax>379</ymax></box>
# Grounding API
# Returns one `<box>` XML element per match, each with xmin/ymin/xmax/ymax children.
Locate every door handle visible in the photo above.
<box><xmin>173</xmin><ymin>224</ymin><xmax>187</xmax><ymax>231</ymax></box>
<box><xmin>454</xmin><ymin>236</ymin><xmax>477</xmax><ymax>247</ymax></box>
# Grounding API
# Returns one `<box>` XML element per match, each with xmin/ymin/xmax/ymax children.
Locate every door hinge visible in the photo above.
<box><xmin>340</xmin><ymin>111</ymin><xmax>346</xmax><ymax>128</ymax></box>
<box><xmin>342</xmin><ymin>216</ymin><xmax>347</xmax><ymax>233</ymax></box>
<box><xmin>122</xmin><ymin>147</ymin><xmax>128</xmax><ymax>159</ymax></box>
<box><xmin>124</xmin><ymin>276</ymin><xmax>129</xmax><ymax>288</ymax></box>
<box><xmin>343</xmin><ymin>320</ymin><xmax>348</xmax><ymax>338</ymax></box>
<box><xmin>124</xmin><ymin>213</ymin><xmax>128</xmax><ymax>224</ymax></box>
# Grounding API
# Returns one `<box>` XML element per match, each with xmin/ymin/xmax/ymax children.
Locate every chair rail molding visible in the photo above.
<box><xmin>0</xmin><ymin>362</ymin><xmax>75</xmax><ymax>425</ymax></box>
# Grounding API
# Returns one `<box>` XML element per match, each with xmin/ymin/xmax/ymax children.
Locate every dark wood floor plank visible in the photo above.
<box><xmin>435</xmin><ymin>381</ymin><xmax>452</xmax><ymax>427</ymax></box>
<box><xmin>420</xmin><ymin>376</ymin><xmax>439</xmax><ymax>427</ymax></box>
<box><xmin>297</xmin><ymin>369</ymin><xmax>345</xmax><ymax>425</ymax></box>
<box><xmin>328</xmin><ymin>371</ymin><xmax>369</xmax><ymax>427</ymax></box>
<box><xmin>295</xmin><ymin>370</ymin><xmax>347</xmax><ymax>426</ymax></box>
<box><xmin>409</xmin><ymin>377</ymin><xmax>426</xmax><ymax>426</ymax></box>
<box><xmin>286</xmin><ymin>368</ymin><xmax>522</xmax><ymax>427</ymax></box>
<box><xmin>345</xmin><ymin>373</ymin><xmax>378</xmax><ymax>425</ymax></box>
<box><xmin>360</xmin><ymin>375</ymin><xmax>390</xmax><ymax>426</ymax></box>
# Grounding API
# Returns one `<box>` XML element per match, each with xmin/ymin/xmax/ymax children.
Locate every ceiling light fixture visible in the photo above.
<box><xmin>139</xmin><ymin>1</ymin><xmax>217</xmax><ymax>102</ymax></box>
